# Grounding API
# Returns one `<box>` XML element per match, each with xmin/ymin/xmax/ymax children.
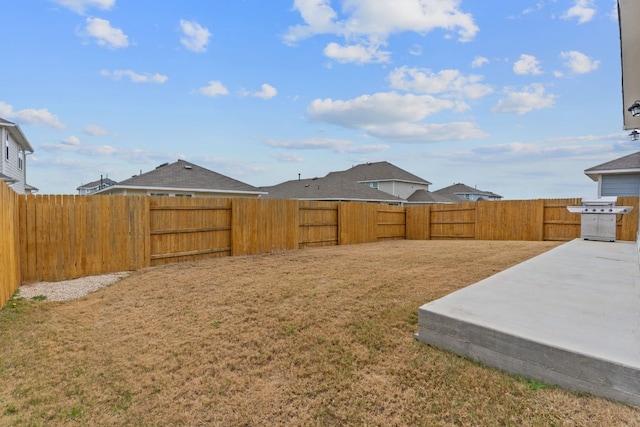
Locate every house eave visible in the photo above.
<box><xmin>0</xmin><ymin>121</ymin><xmax>35</xmax><ymax>153</ymax></box>
<box><xmin>94</xmin><ymin>184</ymin><xmax>268</xmax><ymax>196</ymax></box>
<box><xmin>357</xmin><ymin>179</ymin><xmax>432</xmax><ymax>186</ymax></box>
<box><xmin>584</xmin><ymin>168</ymin><xmax>640</xmax><ymax>182</ymax></box>
<box><xmin>284</xmin><ymin>196</ymin><xmax>404</xmax><ymax>204</ymax></box>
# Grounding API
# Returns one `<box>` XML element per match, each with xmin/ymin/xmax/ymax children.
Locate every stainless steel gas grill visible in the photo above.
<box><xmin>566</xmin><ymin>197</ymin><xmax>633</xmax><ymax>242</ymax></box>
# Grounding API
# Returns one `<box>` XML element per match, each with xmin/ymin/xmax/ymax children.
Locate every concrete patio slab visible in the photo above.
<box><xmin>415</xmin><ymin>239</ymin><xmax>640</xmax><ymax>407</ymax></box>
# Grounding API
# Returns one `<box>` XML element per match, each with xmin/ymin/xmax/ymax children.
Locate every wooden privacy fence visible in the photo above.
<box><xmin>0</xmin><ymin>190</ymin><xmax>638</xmax><ymax>301</ymax></box>
<box><xmin>0</xmin><ymin>181</ymin><xmax>20</xmax><ymax>309</ymax></box>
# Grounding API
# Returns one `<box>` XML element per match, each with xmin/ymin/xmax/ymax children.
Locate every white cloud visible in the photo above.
<box><xmin>409</xmin><ymin>44</ymin><xmax>423</xmax><ymax>56</ymax></box>
<box><xmin>388</xmin><ymin>67</ymin><xmax>493</xmax><ymax>100</ymax></box>
<box><xmin>282</xmin><ymin>0</ymin><xmax>342</xmax><ymax>44</ymax></box>
<box><xmin>40</xmin><ymin>140</ymin><xmax>180</xmax><ymax>163</ymax></box>
<box><xmin>83</xmin><ymin>124</ymin><xmax>109</xmax><ymax>136</ymax></box>
<box><xmin>513</xmin><ymin>54</ymin><xmax>542</xmax><ymax>75</ymax></box>
<box><xmin>179</xmin><ymin>19</ymin><xmax>211</xmax><ymax>53</ymax></box>
<box><xmin>365</xmin><ymin>121</ymin><xmax>487</xmax><ymax>142</ymax></box>
<box><xmin>100</xmin><ymin>69</ymin><xmax>168</xmax><ymax>84</ymax></box>
<box><xmin>323</xmin><ymin>42</ymin><xmax>391</xmax><ymax>64</ymax></box>
<box><xmin>266</xmin><ymin>137</ymin><xmax>389</xmax><ymax>154</ymax></box>
<box><xmin>84</xmin><ymin>17</ymin><xmax>129</xmax><ymax>49</ymax></box>
<box><xmin>252</xmin><ymin>84</ymin><xmax>278</xmax><ymax>99</ymax></box>
<box><xmin>471</xmin><ymin>56</ymin><xmax>489</xmax><ymax>68</ymax></box>
<box><xmin>307</xmin><ymin>92</ymin><xmax>485</xmax><ymax>142</ymax></box>
<box><xmin>50</xmin><ymin>0</ymin><xmax>114</xmax><ymax>14</ymax></box>
<box><xmin>609</xmin><ymin>0</ymin><xmax>619</xmax><ymax>21</ymax></box>
<box><xmin>308</xmin><ymin>92</ymin><xmax>455</xmax><ymax>127</ymax></box>
<box><xmin>62</xmin><ymin>135</ymin><xmax>81</xmax><ymax>146</ymax></box>
<box><xmin>0</xmin><ymin>101</ymin><xmax>66</xmax><ymax>130</ymax></box>
<box><xmin>199</xmin><ymin>81</ymin><xmax>229</xmax><ymax>97</ymax></box>
<box><xmin>562</xmin><ymin>0</ymin><xmax>596</xmax><ymax>24</ymax></box>
<box><xmin>560</xmin><ymin>50</ymin><xmax>600</xmax><ymax>74</ymax></box>
<box><xmin>284</xmin><ymin>0</ymin><xmax>478</xmax><ymax>63</ymax></box>
<box><xmin>41</xmin><ymin>141</ymin><xmax>118</xmax><ymax>155</ymax></box>
<box><xmin>522</xmin><ymin>2</ymin><xmax>545</xmax><ymax>15</ymax></box>
<box><xmin>492</xmin><ymin>84</ymin><xmax>556</xmax><ymax>115</ymax></box>
<box><xmin>272</xmin><ymin>152</ymin><xmax>305</xmax><ymax>163</ymax></box>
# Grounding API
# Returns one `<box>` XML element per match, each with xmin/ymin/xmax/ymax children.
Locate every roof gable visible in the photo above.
<box><xmin>0</xmin><ymin>118</ymin><xmax>34</xmax><ymax>152</ymax></box>
<box><xmin>434</xmin><ymin>183</ymin><xmax>502</xmax><ymax>199</ymax></box>
<box><xmin>406</xmin><ymin>189</ymin><xmax>458</xmax><ymax>203</ymax></box>
<box><xmin>77</xmin><ymin>177</ymin><xmax>118</xmax><ymax>190</ymax></box>
<box><xmin>261</xmin><ymin>174</ymin><xmax>404</xmax><ymax>202</ymax></box>
<box><xmin>327</xmin><ymin>161</ymin><xmax>431</xmax><ymax>185</ymax></box>
<box><xmin>585</xmin><ymin>151</ymin><xmax>640</xmax><ymax>173</ymax></box>
<box><xmin>107</xmin><ymin>160</ymin><xmax>261</xmax><ymax>193</ymax></box>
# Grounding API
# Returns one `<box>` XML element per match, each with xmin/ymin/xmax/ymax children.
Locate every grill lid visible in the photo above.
<box><xmin>581</xmin><ymin>196</ymin><xmax>617</xmax><ymax>206</ymax></box>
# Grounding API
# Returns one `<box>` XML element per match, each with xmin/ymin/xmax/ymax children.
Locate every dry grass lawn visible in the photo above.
<box><xmin>1</xmin><ymin>240</ymin><xmax>639</xmax><ymax>426</ymax></box>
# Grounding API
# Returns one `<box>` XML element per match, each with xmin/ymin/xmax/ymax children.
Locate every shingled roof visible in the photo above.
<box><xmin>261</xmin><ymin>174</ymin><xmax>404</xmax><ymax>203</ymax></box>
<box><xmin>327</xmin><ymin>161</ymin><xmax>431</xmax><ymax>185</ymax></box>
<box><xmin>77</xmin><ymin>177</ymin><xmax>118</xmax><ymax>191</ymax></box>
<box><xmin>584</xmin><ymin>151</ymin><xmax>640</xmax><ymax>181</ymax></box>
<box><xmin>434</xmin><ymin>183</ymin><xmax>502</xmax><ymax>200</ymax></box>
<box><xmin>97</xmin><ymin>160</ymin><xmax>264</xmax><ymax>195</ymax></box>
<box><xmin>406</xmin><ymin>189</ymin><xmax>459</xmax><ymax>204</ymax></box>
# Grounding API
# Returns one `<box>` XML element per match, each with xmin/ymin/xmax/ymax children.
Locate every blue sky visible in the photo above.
<box><xmin>1</xmin><ymin>0</ymin><xmax>632</xmax><ymax>198</ymax></box>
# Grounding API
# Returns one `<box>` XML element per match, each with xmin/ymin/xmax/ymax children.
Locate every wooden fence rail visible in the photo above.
<box><xmin>1</xmin><ymin>187</ymin><xmax>638</xmax><ymax>308</ymax></box>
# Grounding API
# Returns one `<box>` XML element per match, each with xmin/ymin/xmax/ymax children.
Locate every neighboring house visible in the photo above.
<box><xmin>434</xmin><ymin>183</ymin><xmax>503</xmax><ymax>201</ymax></box>
<box><xmin>95</xmin><ymin>160</ymin><xmax>266</xmax><ymax>198</ymax></box>
<box><xmin>584</xmin><ymin>151</ymin><xmax>640</xmax><ymax>197</ymax></box>
<box><xmin>77</xmin><ymin>176</ymin><xmax>117</xmax><ymax>195</ymax></box>
<box><xmin>405</xmin><ymin>189</ymin><xmax>460</xmax><ymax>205</ymax></box>
<box><xmin>263</xmin><ymin>161</ymin><xmax>503</xmax><ymax>205</ymax></box>
<box><xmin>0</xmin><ymin>118</ymin><xmax>37</xmax><ymax>194</ymax></box>
<box><xmin>260</xmin><ymin>174</ymin><xmax>405</xmax><ymax>204</ymax></box>
<box><xmin>326</xmin><ymin>161</ymin><xmax>432</xmax><ymax>199</ymax></box>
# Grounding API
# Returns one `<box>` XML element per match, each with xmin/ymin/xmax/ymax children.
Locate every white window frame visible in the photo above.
<box><xmin>18</xmin><ymin>149</ymin><xmax>23</xmax><ymax>170</ymax></box>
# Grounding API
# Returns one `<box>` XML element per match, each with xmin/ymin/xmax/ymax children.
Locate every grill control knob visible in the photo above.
<box><xmin>609</xmin><ymin>208</ymin><xmax>613</xmax><ymax>212</ymax></box>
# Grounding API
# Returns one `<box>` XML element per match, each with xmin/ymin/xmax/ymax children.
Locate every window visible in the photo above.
<box><xmin>18</xmin><ymin>149</ymin><xmax>23</xmax><ymax>170</ymax></box>
<box><xmin>4</xmin><ymin>135</ymin><xmax>8</xmax><ymax>161</ymax></box>
<box><xmin>150</xmin><ymin>192</ymin><xmax>170</xmax><ymax>197</ymax></box>
<box><xmin>365</xmin><ymin>182</ymin><xmax>379</xmax><ymax>189</ymax></box>
<box><xmin>175</xmin><ymin>193</ymin><xmax>192</xmax><ymax>197</ymax></box>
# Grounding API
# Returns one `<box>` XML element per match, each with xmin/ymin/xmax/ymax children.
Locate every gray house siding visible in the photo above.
<box><xmin>601</xmin><ymin>175</ymin><xmax>640</xmax><ymax>197</ymax></box>
<box><xmin>376</xmin><ymin>181</ymin><xmax>429</xmax><ymax>199</ymax></box>
<box><xmin>1</xmin><ymin>128</ymin><xmax>26</xmax><ymax>194</ymax></box>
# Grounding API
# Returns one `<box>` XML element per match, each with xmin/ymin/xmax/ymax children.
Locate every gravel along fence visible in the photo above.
<box><xmin>17</xmin><ymin>272</ymin><xmax>129</xmax><ymax>302</ymax></box>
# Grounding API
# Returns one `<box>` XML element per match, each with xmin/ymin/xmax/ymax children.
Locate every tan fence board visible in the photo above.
<box><xmin>430</xmin><ymin>203</ymin><xmax>476</xmax><ymax>239</ymax></box>
<box><xmin>377</xmin><ymin>206</ymin><xmax>406</xmax><ymax>240</ymax></box>
<box><xmin>149</xmin><ymin>197</ymin><xmax>231</xmax><ymax>265</ymax></box>
<box><xmin>299</xmin><ymin>201</ymin><xmax>339</xmax><ymax>247</ymax></box>
<box><xmin>476</xmin><ymin>199</ymin><xmax>544</xmax><ymax>240</ymax></box>
<box><xmin>232</xmin><ymin>198</ymin><xmax>299</xmax><ymax>256</ymax></box>
<box><xmin>543</xmin><ymin>198</ymin><xmax>581</xmax><ymax>241</ymax></box>
<box><xmin>339</xmin><ymin>202</ymin><xmax>378</xmax><ymax>245</ymax></box>
<box><xmin>0</xmin><ymin>182</ymin><xmax>20</xmax><ymax>308</ymax></box>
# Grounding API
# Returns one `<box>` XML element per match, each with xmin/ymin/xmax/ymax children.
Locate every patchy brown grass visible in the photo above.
<box><xmin>1</xmin><ymin>240</ymin><xmax>638</xmax><ymax>426</ymax></box>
